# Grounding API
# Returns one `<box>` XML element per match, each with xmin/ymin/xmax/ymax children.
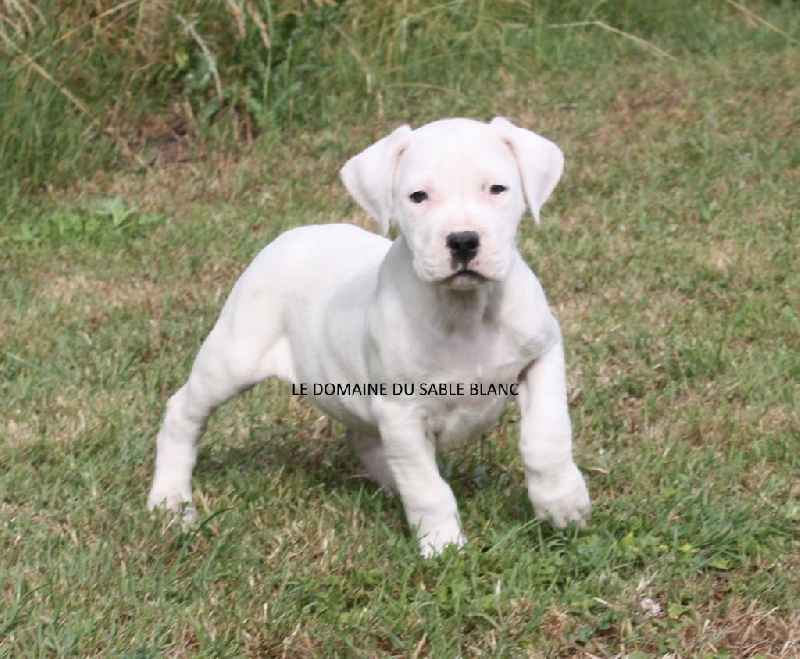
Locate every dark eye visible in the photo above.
<box><xmin>409</xmin><ymin>190</ymin><xmax>428</xmax><ymax>203</ymax></box>
<box><xmin>489</xmin><ymin>184</ymin><xmax>507</xmax><ymax>195</ymax></box>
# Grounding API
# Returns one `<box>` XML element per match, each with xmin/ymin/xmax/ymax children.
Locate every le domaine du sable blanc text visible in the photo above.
<box><xmin>291</xmin><ymin>382</ymin><xmax>519</xmax><ymax>397</ymax></box>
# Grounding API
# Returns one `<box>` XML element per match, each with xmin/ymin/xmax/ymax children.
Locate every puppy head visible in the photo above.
<box><xmin>341</xmin><ymin>117</ymin><xmax>563</xmax><ymax>289</ymax></box>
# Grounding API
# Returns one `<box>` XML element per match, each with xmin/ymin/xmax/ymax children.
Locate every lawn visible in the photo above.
<box><xmin>1</xmin><ymin>1</ymin><xmax>798</xmax><ymax>656</ymax></box>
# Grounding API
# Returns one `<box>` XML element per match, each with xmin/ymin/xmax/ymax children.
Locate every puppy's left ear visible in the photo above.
<box><xmin>340</xmin><ymin>125</ymin><xmax>413</xmax><ymax>234</ymax></box>
<box><xmin>491</xmin><ymin>117</ymin><xmax>564</xmax><ymax>224</ymax></box>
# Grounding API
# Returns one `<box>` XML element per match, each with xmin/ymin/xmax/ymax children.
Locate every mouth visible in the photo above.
<box><xmin>443</xmin><ymin>269</ymin><xmax>487</xmax><ymax>290</ymax></box>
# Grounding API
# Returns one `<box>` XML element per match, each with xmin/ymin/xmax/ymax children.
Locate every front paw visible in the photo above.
<box><xmin>418</xmin><ymin>524</ymin><xmax>467</xmax><ymax>558</ymax></box>
<box><xmin>411</xmin><ymin>510</ymin><xmax>466</xmax><ymax>557</ymax></box>
<box><xmin>527</xmin><ymin>463</ymin><xmax>591</xmax><ymax>529</ymax></box>
<box><xmin>147</xmin><ymin>483</ymin><xmax>197</xmax><ymax>522</ymax></box>
<box><xmin>419</xmin><ymin>527</ymin><xmax>466</xmax><ymax>558</ymax></box>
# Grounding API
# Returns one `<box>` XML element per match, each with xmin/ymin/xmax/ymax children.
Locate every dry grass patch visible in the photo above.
<box><xmin>699</xmin><ymin>600</ymin><xmax>799</xmax><ymax>658</ymax></box>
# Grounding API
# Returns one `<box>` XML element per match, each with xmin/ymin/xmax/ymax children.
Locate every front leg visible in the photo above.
<box><xmin>518</xmin><ymin>331</ymin><xmax>591</xmax><ymax>529</ymax></box>
<box><xmin>375</xmin><ymin>398</ymin><xmax>465</xmax><ymax>557</ymax></box>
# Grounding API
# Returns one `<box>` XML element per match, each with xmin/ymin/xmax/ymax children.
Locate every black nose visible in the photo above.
<box><xmin>446</xmin><ymin>231</ymin><xmax>480</xmax><ymax>265</ymax></box>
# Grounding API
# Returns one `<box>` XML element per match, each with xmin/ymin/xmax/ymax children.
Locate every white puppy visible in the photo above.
<box><xmin>148</xmin><ymin>117</ymin><xmax>591</xmax><ymax>556</ymax></box>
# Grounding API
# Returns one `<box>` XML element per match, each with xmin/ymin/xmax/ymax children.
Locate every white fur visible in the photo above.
<box><xmin>148</xmin><ymin>117</ymin><xmax>591</xmax><ymax>556</ymax></box>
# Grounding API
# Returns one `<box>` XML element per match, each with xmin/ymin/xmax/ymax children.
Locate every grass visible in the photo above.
<box><xmin>1</xmin><ymin>1</ymin><xmax>799</xmax><ymax>656</ymax></box>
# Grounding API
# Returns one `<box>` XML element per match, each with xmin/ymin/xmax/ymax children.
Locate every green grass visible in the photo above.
<box><xmin>1</xmin><ymin>1</ymin><xmax>799</xmax><ymax>656</ymax></box>
<box><xmin>1</xmin><ymin>0</ymin><xmax>795</xmax><ymax>199</ymax></box>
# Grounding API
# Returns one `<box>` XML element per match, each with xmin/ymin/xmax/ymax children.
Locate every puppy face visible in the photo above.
<box><xmin>393</xmin><ymin>119</ymin><xmax>526</xmax><ymax>289</ymax></box>
<box><xmin>340</xmin><ymin>117</ymin><xmax>564</xmax><ymax>290</ymax></box>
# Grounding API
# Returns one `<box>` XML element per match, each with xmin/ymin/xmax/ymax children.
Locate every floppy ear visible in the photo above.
<box><xmin>490</xmin><ymin>117</ymin><xmax>564</xmax><ymax>224</ymax></box>
<box><xmin>340</xmin><ymin>125</ymin><xmax>413</xmax><ymax>234</ymax></box>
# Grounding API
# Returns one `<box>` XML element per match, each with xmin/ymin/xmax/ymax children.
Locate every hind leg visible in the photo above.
<box><xmin>147</xmin><ymin>332</ymin><xmax>252</xmax><ymax>519</ymax></box>
<box><xmin>148</xmin><ymin>269</ymin><xmax>293</xmax><ymax>518</ymax></box>
<box><xmin>348</xmin><ymin>431</ymin><xmax>397</xmax><ymax>492</ymax></box>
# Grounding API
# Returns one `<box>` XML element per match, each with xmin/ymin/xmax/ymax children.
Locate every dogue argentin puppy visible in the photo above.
<box><xmin>148</xmin><ymin>117</ymin><xmax>592</xmax><ymax>556</ymax></box>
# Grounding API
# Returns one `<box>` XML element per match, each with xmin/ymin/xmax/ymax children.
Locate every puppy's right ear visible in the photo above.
<box><xmin>340</xmin><ymin>125</ymin><xmax>412</xmax><ymax>234</ymax></box>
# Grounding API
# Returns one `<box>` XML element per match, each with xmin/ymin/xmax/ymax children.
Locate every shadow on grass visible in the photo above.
<box><xmin>198</xmin><ymin>424</ymin><xmax>369</xmax><ymax>491</ymax></box>
<box><xmin>191</xmin><ymin>419</ymin><xmax>581</xmax><ymax>552</ymax></box>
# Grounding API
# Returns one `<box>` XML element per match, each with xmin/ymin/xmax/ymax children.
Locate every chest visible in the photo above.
<box><xmin>420</xmin><ymin>390</ymin><xmax>509</xmax><ymax>448</ymax></box>
<box><xmin>405</xmin><ymin>328</ymin><xmax>535</xmax><ymax>447</ymax></box>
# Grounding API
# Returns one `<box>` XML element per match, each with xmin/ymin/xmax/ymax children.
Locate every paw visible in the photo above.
<box><xmin>410</xmin><ymin>509</ymin><xmax>465</xmax><ymax>557</ymax></box>
<box><xmin>527</xmin><ymin>463</ymin><xmax>591</xmax><ymax>530</ymax></box>
<box><xmin>147</xmin><ymin>484</ymin><xmax>197</xmax><ymax>522</ymax></box>
<box><xmin>419</xmin><ymin>527</ymin><xmax>467</xmax><ymax>558</ymax></box>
